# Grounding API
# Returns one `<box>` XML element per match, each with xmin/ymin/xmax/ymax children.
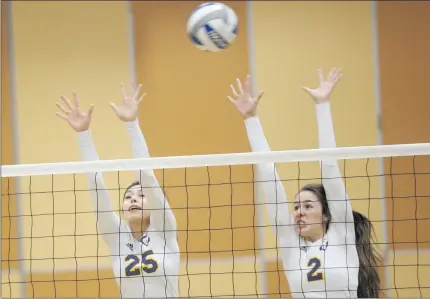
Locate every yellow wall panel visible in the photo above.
<box><xmin>132</xmin><ymin>1</ymin><xmax>256</xmax><ymax>258</ymax></box>
<box><xmin>251</xmin><ymin>0</ymin><xmax>383</xmax><ymax>258</ymax></box>
<box><xmin>11</xmin><ymin>1</ymin><xmax>133</xmax><ymax>272</ymax></box>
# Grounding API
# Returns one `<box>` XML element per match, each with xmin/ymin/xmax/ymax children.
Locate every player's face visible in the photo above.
<box><xmin>293</xmin><ymin>190</ymin><xmax>327</xmax><ymax>241</ymax></box>
<box><xmin>122</xmin><ymin>184</ymin><xmax>150</xmax><ymax>222</ymax></box>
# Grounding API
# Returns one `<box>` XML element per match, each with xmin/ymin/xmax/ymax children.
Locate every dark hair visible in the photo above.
<box><xmin>352</xmin><ymin>210</ymin><xmax>382</xmax><ymax>298</ymax></box>
<box><xmin>123</xmin><ymin>181</ymin><xmax>141</xmax><ymax>200</ymax></box>
<box><xmin>300</xmin><ymin>184</ymin><xmax>382</xmax><ymax>298</ymax></box>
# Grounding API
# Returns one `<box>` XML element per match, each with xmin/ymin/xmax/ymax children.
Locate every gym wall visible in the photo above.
<box><xmin>2</xmin><ymin>1</ymin><xmax>429</xmax><ymax>298</ymax></box>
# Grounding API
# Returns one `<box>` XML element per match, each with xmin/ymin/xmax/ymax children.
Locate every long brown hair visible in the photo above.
<box><xmin>300</xmin><ymin>184</ymin><xmax>382</xmax><ymax>298</ymax></box>
<box><xmin>352</xmin><ymin>210</ymin><xmax>382</xmax><ymax>298</ymax></box>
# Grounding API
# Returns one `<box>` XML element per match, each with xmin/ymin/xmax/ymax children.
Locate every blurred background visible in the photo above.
<box><xmin>1</xmin><ymin>1</ymin><xmax>430</xmax><ymax>298</ymax></box>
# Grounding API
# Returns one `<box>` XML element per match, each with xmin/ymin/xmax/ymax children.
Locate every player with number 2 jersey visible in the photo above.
<box><xmin>227</xmin><ymin>69</ymin><xmax>381</xmax><ymax>298</ymax></box>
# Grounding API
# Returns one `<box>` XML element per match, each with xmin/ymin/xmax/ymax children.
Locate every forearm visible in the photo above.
<box><xmin>125</xmin><ymin>119</ymin><xmax>177</xmax><ymax>234</ymax></box>
<box><xmin>245</xmin><ymin>116</ymin><xmax>291</xmax><ymax>229</ymax></box>
<box><xmin>315</xmin><ymin>102</ymin><xmax>338</xmax><ymax>167</ymax></box>
<box><xmin>125</xmin><ymin>119</ymin><xmax>150</xmax><ymax>159</ymax></box>
<box><xmin>138</xmin><ymin>171</ymin><xmax>177</xmax><ymax>234</ymax></box>
<box><xmin>315</xmin><ymin>102</ymin><xmax>352</xmax><ymax>222</ymax></box>
<box><xmin>77</xmin><ymin>130</ymin><xmax>121</xmax><ymax>238</ymax></box>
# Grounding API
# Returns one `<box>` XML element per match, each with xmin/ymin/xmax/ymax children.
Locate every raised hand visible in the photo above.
<box><xmin>110</xmin><ymin>82</ymin><xmax>146</xmax><ymax>122</ymax></box>
<box><xmin>302</xmin><ymin>68</ymin><xmax>342</xmax><ymax>103</ymax></box>
<box><xmin>227</xmin><ymin>74</ymin><xmax>264</xmax><ymax>119</ymax></box>
<box><xmin>56</xmin><ymin>92</ymin><xmax>94</xmax><ymax>132</ymax></box>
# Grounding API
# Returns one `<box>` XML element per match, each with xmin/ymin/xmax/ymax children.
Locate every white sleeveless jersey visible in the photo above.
<box><xmin>77</xmin><ymin>120</ymin><xmax>180</xmax><ymax>298</ymax></box>
<box><xmin>245</xmin><ymin>103</ymin><xmax>359</xmax><ymax>298</ymax></box>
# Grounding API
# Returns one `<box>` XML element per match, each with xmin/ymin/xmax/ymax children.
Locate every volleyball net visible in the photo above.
<box><xmin>2</xmin><ymin>143</ymin><xmax>430</xmax><ymax>298</ymax></box>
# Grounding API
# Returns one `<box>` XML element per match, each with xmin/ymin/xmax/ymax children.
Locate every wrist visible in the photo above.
<box><xmin>76</xmin><ymin>128</ymin><xmax>91</xmax><ymax>138</ymax></box>
<box><xmin>244</xmin><ymin>115</ymin><xmax>259</xmax><ymax>124</ymax></box>
<box><xmin>122</xmin><ymin>116</ymin><xmax>137</xmax><ymax>122</ymax></box>
<box><xmin>315</xmin><ymin>102</ymin><xmax>331</xmax><ymax>115</ymax></box>
<box><xmin>75</xmin><ymin>126</ymin><xmax>90</xmax><ymax>133</ymax></box>
<box><xmin>244</xmin><ymin>111</ymin><xmax>257</xmax><ymax>119</ymax></box>
<box><xmin>125</xmin><ymin>118</ymin><xmax>139</xmax><ymax>125</ymax></box>
<box><xmin>125</xmin><ymin>119</ymin><xmax>140</xmax><ymax>132</ymax></box>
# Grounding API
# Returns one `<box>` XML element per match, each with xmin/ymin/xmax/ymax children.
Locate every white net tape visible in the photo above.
<box><xmin>3</xmin><ymin>143</ymin><xmax>430</xmax><ymax>177</ymax></box>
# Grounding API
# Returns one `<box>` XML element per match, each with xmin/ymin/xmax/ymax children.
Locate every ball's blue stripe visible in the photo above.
<box><xmin>189</xmin><ymin>33</ymin><xmax>203</xmax><ymax>46</ymax></box>
<box><xmin>204</xmin><ymin>24</ymin><xmax>229</xmax><ymax>49</ymax></box>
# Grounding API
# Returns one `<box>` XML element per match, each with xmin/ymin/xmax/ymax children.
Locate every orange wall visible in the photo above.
<box><xmin>132</xmin><ymin>1</ymin><xmax>255</xmax><ymax>260</ymax></box>
<box><xmin>378</xmin><ymin>1</ymin><xmax>430</xmax><ymax>250</ymax></box>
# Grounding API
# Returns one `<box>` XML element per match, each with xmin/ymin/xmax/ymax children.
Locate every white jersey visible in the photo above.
<box><xmin>245</xmin><ymin>103</ymin><xmax>359</xmax><ymax>298</ymax></box>
<box><xmin>77</xmin><ymin>120</ymin><xmax>180</xmax><ymax>298</ymax></box>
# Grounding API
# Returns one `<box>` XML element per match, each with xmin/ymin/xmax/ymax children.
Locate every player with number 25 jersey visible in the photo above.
<box><xmin>56</xmin><ymin>83</ymin><xmax>180</xmax><ymax>298</ymax></box>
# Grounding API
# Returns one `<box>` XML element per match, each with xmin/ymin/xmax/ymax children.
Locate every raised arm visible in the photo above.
<box><xmin>56</xmin><ymin>93</ymin><xmax>122</xmax><ymax>251</ymax></box>
<box><xmin>77</xmin><ymin>130</ymin><xmax>123</xmax><ymax>247</ymax></box>
<box><xmin>315</xmin><ymin>102</ymin><xmax>353</xmax><ymax>224</ymax></box>
<box><xmin>111</xmin><ymin>83</ymin><xmax>177</xmax><ymax>244</ymax></box>
<box><xmin>303</xmin><ymin>68</ymin><xmax>354</xmax><ymax>228</ymax></box>
<box><xmin>125</xmin><ymin>120</ymin><xmax>177</xmax><ymax>236</ymax></box>
<box><xmin>245</xmin><ymin>116</ymin><xmax>292</xmax><ymax>232</ymax></box>
<box><xmin>228</xmin><ymin>75</ymin><xmax>294</xmax><ymax>241</ymax></box>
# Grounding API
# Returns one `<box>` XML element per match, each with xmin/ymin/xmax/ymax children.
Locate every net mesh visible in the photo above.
<box><xmin>1</xmin><ymin>143</ymin><xmax>430</xmax><ymax>298</ymax></box>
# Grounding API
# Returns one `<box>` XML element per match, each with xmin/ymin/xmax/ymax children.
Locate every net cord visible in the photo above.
<box><xmin>2</xmin><ymin>143</ymin><xmax>430</xmax><ymax>178</ymax></box>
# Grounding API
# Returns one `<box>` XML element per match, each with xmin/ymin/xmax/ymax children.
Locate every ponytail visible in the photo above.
<box><xmin>353</xmin><ymin>211</ymin><xmax>382</xmax><ymax>298</ymax></box>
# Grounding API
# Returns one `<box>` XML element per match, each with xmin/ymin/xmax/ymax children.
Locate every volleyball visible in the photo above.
<box><xmin>187</xmin><ymin>2</ymin><xmax>238</xmax><ymax>52</ymax></box>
